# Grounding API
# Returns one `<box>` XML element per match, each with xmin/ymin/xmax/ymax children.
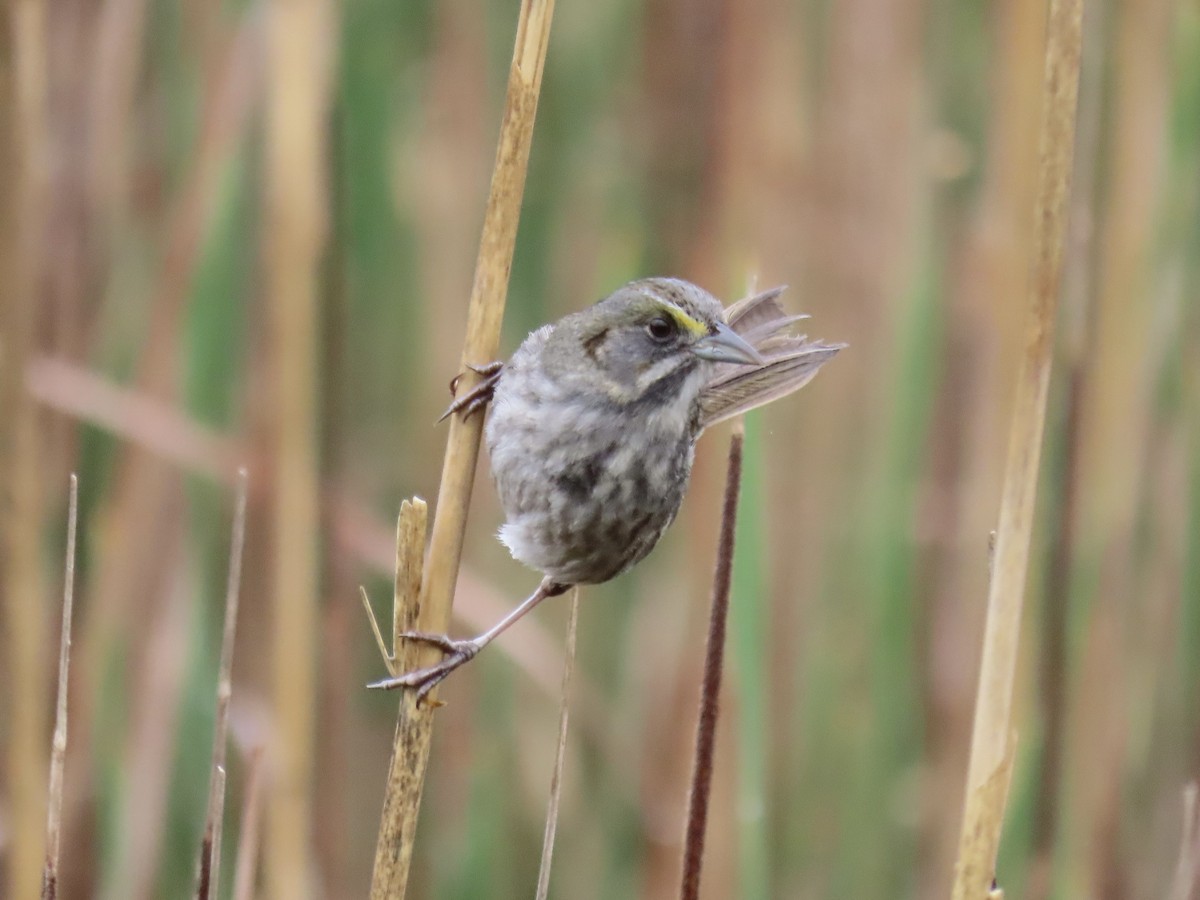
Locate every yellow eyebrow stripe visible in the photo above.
<box><xmin>651</xmin><ymin>299</ymin><xmax>709</xmax><ymax>336</ymax></box>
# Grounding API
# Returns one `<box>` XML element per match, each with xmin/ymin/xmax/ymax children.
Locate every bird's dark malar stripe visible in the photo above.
<box><xmin>627</xmin><ymin>358</ymin><xmax>698</xmax><ymax>412</ymax></box>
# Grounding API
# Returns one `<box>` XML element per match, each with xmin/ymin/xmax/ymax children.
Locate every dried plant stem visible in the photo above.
<box><xmin>41</xmin><ymin>476</ymin><xmax>79</xmax><ymax>900</ymax></box>
<box><xmin>264</xmin><ymin>0</ymin><xmax>333</xmax><ymax>895</ymax></box>
<box><xmin>1029</xmin><ymin>2</ymin><xmax>1103</xmax><ymax>894</ymax></box>
<box><xmin>417</xmin><ymin>0</ymin><xmax>556</xmax><ymax>675</ymax></box>
<box><xmin>368</xmin><ymin>499</ymin><xmax>429</xmax><ymax>898</ymax></box>
<box><xmin>951</xmin><ymin>0</ymin><xmax>1084</xmax><ymax>896</ymax></box>
<box><xmin>232</xmin><ymin>747</ymin><xmax>267</xmax><ymax>900</ymax></box>
<box><xmin>196</xmin><ymin>470</ymin><xmax>250</xmax><ymax>900</ymax></box>
<box><xmin>680</xmin><ymin>427</ymin><xmax>744</xmax><ymax>900</ymax></box>
<box><xmin>201</xmin><ymin>770</ymin><xmax>226</xmax><ymax>897</ymax></box>
<box><xmin>368</xmin><ymin>0</ymin><xmax>556</xmax><ymax>896</ymax></box>
<box><xmin>535</xmin><ymin>588</ymin><xmax>580</xmax><ymax>900</ymax></box>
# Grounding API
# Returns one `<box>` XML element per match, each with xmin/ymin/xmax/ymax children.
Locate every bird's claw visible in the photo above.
<box><xmin>439</xmin><ymin>361</ymin><xmax>503</xmax><ymax>424</ymax></box>
<box><xmin>448</xmin><ymin>361</ymin><xmax>503</xmax><ymax>394</ymax></box>
<box><xmin>396</xmin><ymin>630</ymin><xmax>464</xmax><ymax>654</ymax></box>
<box><xmin>366</xmin><ymin>633</ymin><xmax>482</xmax><ymax>703</ymax></box>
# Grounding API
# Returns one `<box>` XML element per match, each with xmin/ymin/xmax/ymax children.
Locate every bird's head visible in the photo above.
<box><xmin>544</xmin><ymin>278</ymin><xmax>763</xmax><ymax>408</ymax></box>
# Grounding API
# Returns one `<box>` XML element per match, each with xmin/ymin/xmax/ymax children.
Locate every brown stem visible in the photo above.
<box><xmin>680</xmin><ymin>427</ymin><xmax>744</xmax><ymax>900</ymax></box>
<box><xmin>41</xmin><ymin>475</ymin><xmax>79</xmax><ymax>900</ymax></box>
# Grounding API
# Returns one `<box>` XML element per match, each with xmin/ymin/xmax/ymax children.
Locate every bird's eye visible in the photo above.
<box><xmin>646</xmin><ymin>317</ymin><xmax>675</xmax><ymax>342</ymax></box>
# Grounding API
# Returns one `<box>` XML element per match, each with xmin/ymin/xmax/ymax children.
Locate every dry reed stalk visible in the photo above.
<box><xmin>950</xmin><ymin>0</ymin><xmax>1084</xmax><ymax>896</ymax></box>
<box><xmin>680</xmin><ymin>427</ymin><xmax>744</xmax><ymax>900</ymax></box>
<box><xmin>1028</xmin><ymin>4</ymin><xmax>1103</xmax><ymax>897</ymax></box>
<box><xmin>414</xmin><ymin>0</ymin><xmax>556</xmax><ymax>674</ymax></box>
<box><xmin>263</xmin><ymin>0</ymin><xmax>333</xmax><ymax>894</ymax></box>
<box><xmin>534</xmin><ymin>588</ymin><xmax>580</xmax><ymax>900</ymax></box>
<box><xmin>367</xmin><ymin>499</ymin><xmax>428</xmax><ymax>896</ymax></box>
<box><xmin>196</xmin><ymin>470</ymin><xmax>250</xmax><ymax>900</ymax></box>
<box><xmin>232</xmin><ymin>746</ymin><xmax>267</xmax><ymax>900</ymax></box>
<box><xmin>200</xmin><ymin>770</ymin><xmax>226</xmax><ymax>898</ymax></box>
<box><xmin>41</xmin><ymin>475</ymin><xmax>79</xmax><ymax>900</ymax></box>
<box><xmin>3</xmin><ymin>0</ymin><xmax>50</xmax><ymax>895</ymax></box>
<box><xmin>367</xmin><ymin>0</ymin><xmax>556</xmax><ymax>895</ymax></box>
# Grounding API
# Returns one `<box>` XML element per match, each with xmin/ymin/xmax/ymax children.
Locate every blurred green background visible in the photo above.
<box><xmin>2</xmin><ymin>0</ymin><xmax>1199</xmax><ymax>897</ymax></box>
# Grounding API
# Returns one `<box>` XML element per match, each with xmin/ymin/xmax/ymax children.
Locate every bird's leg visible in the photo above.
<box><xmin>367</xmin><ymin>578</ymin><xmax>570</xmax><ymax>702</ymax></box>
<box><xmin>438</xmin><ymin>361</ymin><xmax>504</xmax><ymax>423</ymax></box>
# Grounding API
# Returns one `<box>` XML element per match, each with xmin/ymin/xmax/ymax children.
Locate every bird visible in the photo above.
<box><xmin>368</xmin><ymin>277</ymin><xmax>843</xmax><ymax>700</ymax></box>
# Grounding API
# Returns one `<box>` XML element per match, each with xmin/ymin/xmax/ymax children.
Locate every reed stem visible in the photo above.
<box><xmin>368</xmin><ymin>1</ymin><xmax>556</xmax><ymax>895</ymax></box>
<box><xmin>951</xmin><ymin>0</ymin><xmax>1084</xmax><ymax>895</ymax></box>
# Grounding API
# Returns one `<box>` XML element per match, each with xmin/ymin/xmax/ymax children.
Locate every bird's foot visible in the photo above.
<box><xmin>366</xmin><ymin>632</ymin><xmax>483</xmax><ymax>702</ymax></box>
<box><xmin>438</xmin><ymin>361</ymin><xmax>503</xmax><ymax>423</ymax></box>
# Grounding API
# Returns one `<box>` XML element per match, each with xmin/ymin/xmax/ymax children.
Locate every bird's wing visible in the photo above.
<box><xmin>702</xmin><ymin>286</ymin><xmax>842</xmax><ymax>430</ymax></box>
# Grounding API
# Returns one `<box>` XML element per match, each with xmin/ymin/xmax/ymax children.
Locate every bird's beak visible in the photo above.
<box><xmin>691</xmin><ymin>322</ymin><xmax>765</xmax><ymax>365</ymax></box>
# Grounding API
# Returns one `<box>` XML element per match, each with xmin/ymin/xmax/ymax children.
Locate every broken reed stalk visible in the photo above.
<box><xmin>368</xmin><ymin>0</ymin><xmax>556</xmax><ymax>896</ymax></box>
<box><xmin>368</xmin><ymin>498</ymin><xmax>428</xmax><ymax>896</ymax></box>
<box><xmin>41</xmin><ymin>475</ymin><xmax>79</xmax><ymax>900</ymax></box>
<box><xmin>196</xmin><ymin>469</ymin><xmax>249</xmax><ymax>900</ymax></box>
<box><xmin>680</xmin><ymin>426</ymin><xmax>744</xmax><ymax>900</ymax></box>
<box><xmin>534</xmin><ymin>588</ymin><xmax>580</xmax><ymax>900</ymax></box>
<box><xmin>232</xmin><ymin>747</ymin><xmax>267</xmax><ymax>900</ymax></box>
<box><xmin>951</xmin><ymin>1</ymin><xmax>1084</xmax><ymax>896</ymax></box>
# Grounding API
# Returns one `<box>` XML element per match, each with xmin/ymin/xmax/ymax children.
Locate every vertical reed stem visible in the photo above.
<box><xmin>368</xmin><ymin>1</ymin><xmax>556</xmax><ymax>895</ymax></box>
<box><xmin>951</xmin><ymin>1</ymin><xmax>1084</xmax><ymax>896</ymax></box>
<box><xmin>416</xmin><ymin>0</ymin><xmax>557</xmax><ymax>672</ymax></box>
<box><xmin>680</xmin><ymin>427</ymin><xmax>744</xmax><ymax>900</ymax></box>
<box><xmin>264</xmin><ymin>0</ymin><xmax>334</xmax><ymax>894</ymax></box>
<box><xmin>369</xmin><ymin>500</ymin><xmax>429</xmax><ymax>897</ymax></box>
<box><xmin>1029</xmin><ymin>4</ymin><xmax>1103</xmax><ymax>894</ymax></box>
